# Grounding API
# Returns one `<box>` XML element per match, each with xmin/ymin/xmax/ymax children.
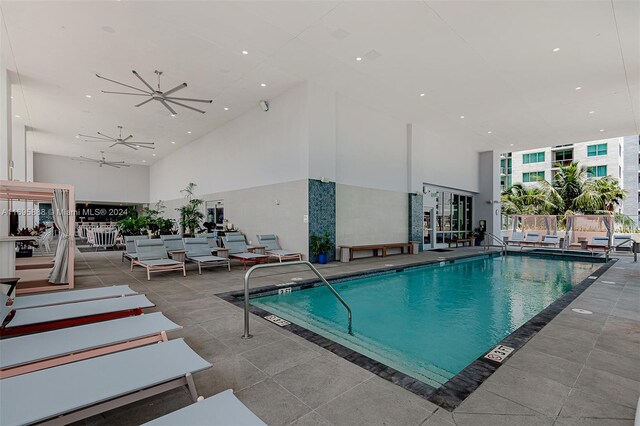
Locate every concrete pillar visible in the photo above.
<box><xmin>477</xmin><ymin>151</ymin><xmax>502</xmax><ymax>239</ymax></box>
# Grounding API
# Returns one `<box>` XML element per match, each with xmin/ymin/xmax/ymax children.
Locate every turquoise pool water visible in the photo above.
<box><xmin>252</xmin><ymin>255</ymin><xmax>599</xmax><ymax>387</ymax></box>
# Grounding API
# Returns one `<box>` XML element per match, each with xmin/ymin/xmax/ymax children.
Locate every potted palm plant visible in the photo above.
<box><xmin>176</xmin><ymin>183</ymin><xmax>204</xmax><ymax>237</ymax></box>
<box><xmin>310</xmin><ymin>232</ymin><xmax>333</xmax><ymax>264</ymax></box>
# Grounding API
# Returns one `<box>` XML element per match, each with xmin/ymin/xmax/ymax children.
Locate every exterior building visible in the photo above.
<box><xmin>501</xmin><ymin>135</ymin><xmax>640</xmax><ymax>224</ymax></box>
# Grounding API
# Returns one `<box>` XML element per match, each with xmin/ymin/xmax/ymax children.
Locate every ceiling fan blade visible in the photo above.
<box><xmin>132</xmin><ymin>70</ymin><xmax>156</xmax><ymax>93</ymax></box>
<box><xmin>121</xmin><ymin>144</ymin><xmax>138</xmax><ymax>150</ymax></box>
<box><xmin>134</xmin><ymin>98</ymin><xmax>154</xmax><ymax>107</ymax></box>
<box><xmin>96</xmin><ymin>74</ymin><xmax>150</xmax><ymax>94</ymax></box>
<box><xmin>165</xmin><ymin>96</ymin><xmax>213</xmax><ymax>104</ymax></box>
<box><xmin>159</xmin><ymin>100</ymin><xmax>177</xmax><ymax>115</ymax></box>
<box><xmin>109</xmin><ymin>143</ymin><xmax>119</xmax><ymax>148</ymax></box>
<box><xmin>96</xmin><ymin>132</ymin><xmax>117</xmax><ymax>141</ymax></box>
<box><xmin>126</xmin><ymin>141</ymin><xmax>154</xmax><ymax>145</ymax></box>
<box><xmin>123</xmin><ymin>135</ymin><xmax>133</xmax><ymax>142</ymax></box>
<box><xmin>162</xmin><ymin>83</ymin><xmax>187</xmax><ymax>97</ymax></box>
<box><xmin>101</xmin><ymin>90</ymin><xmax>150</xmax><ymax>97</ymax></box>
<box><xmin>78</xmin><ymin>156</ymin><xmax>99</xmax><ymax>162</ymax></box>
<box><xmin>79</xmin><ymin>135</ymin><xmax>112</xmax><ymax>141</ymax></box>
<box><xmin>125</xmin><ymin>143</ymin><xmax>154</xmax><ymax>150</ymax></box>
<box><xmin>165</xmin><ymin>99</ymin><xmax>206</xmax><ymax>114</ymax></box>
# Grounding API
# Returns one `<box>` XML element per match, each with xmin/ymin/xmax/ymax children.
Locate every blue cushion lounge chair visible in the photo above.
<box><xmin>506</xmin><ymin>231</ymin><xmax>525</xmax><ymax>245</ymax></box>
<box><xmin>0</xmin><ymin>312</ymin><xmax>180</xmax><ymax>379</ymax></box>
<box><xmin>0</xmin><ymin>291</ymin><xmax>154</xmax><ymax>337</ymax></box>
<box><xmin>587</xmin><ymin>236</ymin><xmax>610</xmax><ymax>251</ymax></box>
<box><xmin>197</xmin><ymin>232</ymin><xmax>229</xmax><ymax>257</ymax></box>
<box><xmin>161</xmin><ymin>234</ymin><xmax>188</xmax><ymax>261</ymax></box>
<box><xmin>256</xmin><ymin>234</ymin><xmax>302</xmax><ymax>262</ymax></box>
<box><xmin>538</xmin><ymin>235</ymin><xmax>560</xmax><ymax>248</ymax></box>
<box><xmin>183</xmin><ymin>238</ymin><xmax>230</xmax><ymax>274</ymax></box>
<box><xmin>10</xmin><ymin>285</ymin><xmax>137</xmax><ymax>310</ymax></box>
<box><xmin>134</xmin><ymin>239</ymin><xmax>186</xmax><ymax>280</ymax></box>
<box><xmin>122</xmin><ymin>235</ymin><xmax>149</xmax><ymax>267</ymax></box>
<box><xmin>0</xmin><ymin>339</ymin><xmax>211</xmax><ymax>426</ymax></box>
<box><xmin>143</xmin><ymin>389</ymin><xmax>266</xmax><ymax>426</ymax></box>
<box><xmin>222</xmin><ymin>235</ymin><xmax>269</xmax><ymax>270</ymax></box>
<box><xmin>613</xmin><ymin>234</ymin><xmax>633</xmax><ymax>251</ymax></box>
<box><xmin>520</xmin><ymin>232</ymin><xmax>541</xmax><ymax>246</ymax></box>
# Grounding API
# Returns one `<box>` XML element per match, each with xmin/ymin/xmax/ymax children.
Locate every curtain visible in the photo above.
<box><xmin>544</xmin><ymin>216</ymin><xmax>551</xmax><ymax>235</ymax></box>
<box><xmin>602</xmin><ymin>215</ymin><xmax>612</xmax><ymax>243</ymax></box>
<box><xmin>512</xmin><ymin>215</ymin><xmax>518</xmax><ymax>232</ymax></box>
<box><xmin>564</xmin><ymin>215</ymin><xmax>573</xmax><ymax>248</ymax></box>
<box><xmin>48</xmin><ymin>189</ymin><xmax>69</xmax><ymax>284</ymax></box>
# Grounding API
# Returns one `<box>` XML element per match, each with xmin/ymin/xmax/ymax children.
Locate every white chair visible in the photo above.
<box><xmin>92</xmin><ymin>229</ymin><xmax>118</xmax><ymax>251</ymax></box>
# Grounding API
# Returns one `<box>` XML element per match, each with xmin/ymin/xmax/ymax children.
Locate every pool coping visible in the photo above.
<box><xmin>216</xmin><ymin>253</ymin><xmax>616</xmax><ymax>411</ymax></box>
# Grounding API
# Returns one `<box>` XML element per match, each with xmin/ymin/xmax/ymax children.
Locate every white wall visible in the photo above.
<box><xmin>336</xmin><ymin>184</ymin><xmax>407</xmax><ymax>251</ymax></box>
<box><xmin>33</xmin><ymin>153</ymin><xmax>149</xmax><ymax>203</ymax></box>
<box><xmin>150</xmin><ymin>83</ymin><xmax>309</xmax><ymax>202</ymax></box>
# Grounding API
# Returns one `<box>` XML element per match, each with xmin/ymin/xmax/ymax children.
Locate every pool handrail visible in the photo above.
<box><xmin>241</xmin><ymin>261</ymin><xmax>352</xmax><ymax>339</ymax></box>
<box><xmin>484</xmin><ymin>232</ymin><xmax>506</xmax><ymax>256</ymax></box>
<box><xmin>605</xmin><ymin>238</ymin><xmax>637</xmax><ymax>263</ymax></box>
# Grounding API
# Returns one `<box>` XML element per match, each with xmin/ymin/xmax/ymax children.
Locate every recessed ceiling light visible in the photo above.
<box><xmin>260</xmin><ymin>83</ymin><xmax>266</xmax><ymax>87</ymax></box>
<box><xmin>459</xmin><ymin>115</ymin><xmax>465</xmax><ymax>119</ymax></box>
<box><xmin>356</xmin><ymin>57</ymin><xmax>362</xmax><ymax>61</ymax></box>
<box><xmin>171</xmin><ymin>141</ymin><xmax>175</xmax><ymax>144</ymax></box>
<box><xmin>487</xmin><ymin>131</ymin><xmax>492</xmax><ymax>134</ymax></box>
<box><xmin>142</xmin><ymin>160</ymin><xmax>146</xmax><ymax>163</ymax></box>
<box><xmin>10</xmin><ymin>96</ymin><xmax>13</xmax><ymax>100</ymax></box>
<box><xmin>152</xmin><ymin>153</ymin><xmax>156</xmax><ymax>157</ymax></box>
<box><xmin>419</xmin><ymin>93</ymin><xmax>425</xmax><ymax>97</ymax></box>
<box><xmin>224</xmin><ymin>107</ymin><xmax>229</xmax><ymax>111</ymax></box>
<box><xmin>510</xmin><ymin>143</ymin><xmax>514</xmax><ymax>146</ymax></box>
<box><xmin>599</xmin><ymin>129</ymin><xmax>604</xmax><ymax>132</ymax></box>
<box><xmin>170</xmin><ymin>114</ymin><xmax>176</xmax><ymax>117</ymax></box>
<box><xmin>553</xmin><ymin>47</ymin><xmax>560</xmax><ymax>52</ymax></box>
<box><xmin>85</xmin><ymin>94</ymin><xmax>92</xmax><ymax>98</ymax></box>
<box><xmin>14</xmin><ymin>115</ymin><xmax>20</xmax><ymax>118</ymax></box>
<box><xmin>575</xmin><ymin>86</ymin><xmax>582</xmax><ymax>90</ymax></box>
<box><xmin>187</xmin><ymin>131</ymin><xmax>192</xmax><ymax>134</ymax></box>
<box><xmin>75</xmin><ymin>135</ymin><xmax>80</xmax><ymax>139</ymax></box>
<box><xmin>589</xmin><ymin>111</ymin><xmax>595</xmax><ymax>114</ymax></box>
<box><xmin>242</xmin><ymin>50</ymin><xmax>248</xmax><ymax>55</ymax></box>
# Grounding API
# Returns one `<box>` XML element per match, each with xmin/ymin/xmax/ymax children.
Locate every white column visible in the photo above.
<box><xmin>477</xmin><ymin>151</ymin><xmax>501</xmax><ymax>238</ymax></box>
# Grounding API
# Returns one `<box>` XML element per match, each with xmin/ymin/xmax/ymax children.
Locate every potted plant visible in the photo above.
<box><xmin>176</xmin><ymin>183</ymin><xmax>204</xmax><ymax>237</ymax></box>
<box><xmin>310</xmin><ymin>231</ymin><xmax>333</xmax><ymax>264</ymax></box>
<box><xmin>472</xmin><ymin>227</ymin><xmax>485</xmax><ymax>246</ymax></box>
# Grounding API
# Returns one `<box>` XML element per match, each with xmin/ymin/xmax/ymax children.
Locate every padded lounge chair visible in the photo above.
<box><xmin>161</xmin><ymin>234</ymin><xmax>188</xmax><ymax>261</ymax></box>
<box><xmin>122</xmin><ymin>235</ymin><xmax>149</xmax><ymax>266</ymax></box>
<box><xmin>0</xmin><ymin>338</ymin><xmax>211</xmax><ymax>426</ymax></box>
<box><xmin>587</xmin><ymin>236</ymin><xmax>610</xmax><ymax>251</ymax></box>
<box><xmin>506</xmin><ymin>231</ymin><xmax>525</xmax><ymax>245</ymax></box>
<box><xmin>197</xmin><ymin>233</ymin><xmax>229</xmax><ymax>257</ymax></box>
<box><xmin>222</xmin><ymin>235</ymin><xmax>269</xmax><ymax>270</ymax></box>
<box><xmin>538</xmin><ymin>235</ymin><xmax>560</xmax><ymax>248</ymax></box>
<box><xmin>0</xmin><ymin>312</ymin><xmax>180</xmax><ymax>379</ymax></box>
<box><xmin>256</xmin><ymin>234</ymin><xmax>302</xmax><ymax>262</ymax></box>
<box><xmin>1</xmin><ymin>292</ymin><xmax>154</xmax><ymax>337</ymax></box>
<box><xmin>613</xmin><ymin>234</ymin><xmax>633</xmax><ymax>251</ymax></box>
<box><xmin>520</xmin><ymin>232</ymin><xmax>541</xmax><ymax>246</ymax></box>
<box><xmin>134</xmin><ymin>239</ymin><xmax>186</xmax><ymax>280</ymax></box>
<box><xmin>10</xmin><ymin>285</ymin><xmax>137</xmax><ymax>310</ymax></box>
<box><xmin>144</xmin><ymin>389</ymin><xmax>266</xmax><ymax>426</ymax></box>
<box><xmin>184</xmin><ymin>238</ymin><xmax>230</xmax><ymax>274</ymax></box>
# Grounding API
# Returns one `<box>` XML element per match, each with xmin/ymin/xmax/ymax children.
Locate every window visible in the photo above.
<box><xmin>586</xmin><ymin>165</ymin><xmax>607</xmax><ymax>178</ymax></box>
<box><xmin>554</xmin><ymin>149</ymin><xmax>573</xmax><ymax>161</ymax></box>
<box><xmin>523</xmin><ymin>152</ymin><xmax>545</xmax><ymax>164</ymax></box>
<box><xmin>587</xmin><ymin>143</ymin><xmax>607</xmax><ymax>157</ymax></box>
<box><xmin>523</xmin><ymin>171</ymin><xmax>544</xmax><ymax>182</ymax></box>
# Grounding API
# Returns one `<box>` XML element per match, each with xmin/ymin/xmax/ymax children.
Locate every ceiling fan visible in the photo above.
<box><xmin>75</xmin><ymin>151</ymin><xmax>130</xmax><ymax>168</ymax></box>
<box><xmin>78</xmin><ymin>126</ymin><xmax>155</xmax><ymax>150</ymax></box>
<box><xmin>96</xmin><ymin>70</ymin><xmax>212</xmax><ymax>115</ymax></box>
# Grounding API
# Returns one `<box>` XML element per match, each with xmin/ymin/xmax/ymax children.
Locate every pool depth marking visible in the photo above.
<box><xmin>484</xmin><ymin>345</ymin><xmax>514</xmax><ymax>363</ymax></box>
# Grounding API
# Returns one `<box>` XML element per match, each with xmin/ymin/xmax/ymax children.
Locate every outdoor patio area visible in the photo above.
<box><xmin>69</xmin><ymin>248</ymin><xmax>640</xmax><ymax>426</ymax></box>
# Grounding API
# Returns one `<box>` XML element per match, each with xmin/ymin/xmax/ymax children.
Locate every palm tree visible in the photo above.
<box><xmin>176</xmin><ymin>182</ymin><xmax>204</xmax><ymax>236</ymax></box>
<box><xmin>501</xmin><ymin>183</ymin><xmax>559</xmax><ymax>215</ymax></box>
<box><xmin>575</xmin><ymin>176</ymin><xmax>627</xmax><ymax>213</ymax></box>
<box><xmin>551</xmin><ymin>162</ymin><xmax>587</xmax><ymax>213</ymax></box>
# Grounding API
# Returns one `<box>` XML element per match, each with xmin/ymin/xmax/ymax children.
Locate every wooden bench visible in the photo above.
<box><xmin>339</xmin><ymin>243</ymin><xmax>413</xmax><ymax>262</ymax></box>
<box><xmin>448</xmin><ymin>238</ymin><xmax>474</xmax><ymax>248</ymax></box>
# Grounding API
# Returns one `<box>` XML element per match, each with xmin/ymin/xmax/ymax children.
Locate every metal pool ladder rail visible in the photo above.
<box><xmin>241</xmin><ymin>261</ymin><xmax>353</xmax><ymax>339</ymax></box>
<box><xmin>605</xmin><ymin>238</ymin><xmax>638</xmax><ymax>262</ymax></box>
<box><xmin>484</xmin><ymin>232</ymin><xmax>507</xmax><ymax>256</ymax></box>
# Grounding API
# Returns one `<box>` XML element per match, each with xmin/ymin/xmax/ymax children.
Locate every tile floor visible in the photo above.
<box><xmin>66</xmin><ymin>247</ymin><xmax>639</xmax><ymax>425</ymax></box>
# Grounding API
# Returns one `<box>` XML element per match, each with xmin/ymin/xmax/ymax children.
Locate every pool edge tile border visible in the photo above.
<box><xmin>216</xmin><ymin>255</ymin><xmax>616</xmax><ymax>411</ymax></box>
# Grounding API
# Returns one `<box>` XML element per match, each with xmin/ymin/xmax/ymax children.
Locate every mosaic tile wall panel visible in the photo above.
<box><xmin>308</xmin><ymin>179</ymin><xmax>336</xmax><ymax>262</ymax></box>
<box><xmin>408</xmin><ymin>193</ymin><xmax>424</xmax><ymax>251</ymax></box>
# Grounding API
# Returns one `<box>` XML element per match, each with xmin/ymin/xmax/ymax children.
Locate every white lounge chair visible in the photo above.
<box><xmin>587</xmin><ymin>236</ymin><xmax>610</xmax><ymax>251</ymax></box>
<box><xmin>134</xmin><ymin>239</ymin><xmax>186</xmax><ymax>280</ymax></box>
<box><xmin>0</xmin><ymin>338</ymin><xmax>211</xmax><ymax>426</ymax></box>
<box><xmin>222</xmin><ymin>235</ymin><xmax>269</xmax><ymax>270</ymax></box>
<box><xmin>0</xmin><ymin>312</ymin><xmax>180</xmax><ymax>378</ymax></box>
<box><xmin>538</xmin><ymin>235</ymin><xmax>560</xmax><ymax>248</ymax></box>
<box><xmin>256</xmin><ymin>234</ymin><xmax>302</xmax><ymax>262</ymax></box>
<box><xmin>613</xmin><ymin>235</ymin><xmax>634</xmax><ymax>251</ymax></box>
<box><xmin>520</xmin><ymin>232</ymin><xmax>541</xmax><ymax>246</ymax></box>
<box><xmin>1</xmin><ymin>292</ymin><xmax>154</xmax><ymax>337</ymax></box>
<box><xmin>506</xmin><ymin>231</ymin><xmax>525</xmax><ymax>245</ymax></box>
<box><xmin>184</xmin><ymin>238</ymin><xmax>230</xmax><ymax>274</ymax></box>
<box><xmin>10</xmin><ymin>285</ymin><xmax>137</xmax><ymax>310</ymax></box>
<box><xmin>144</xmin><ymin>389</ymin><xmax>266</xmax><ymax>426</ymax></box>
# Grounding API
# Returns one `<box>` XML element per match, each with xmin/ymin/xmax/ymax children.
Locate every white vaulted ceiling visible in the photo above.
<box><xmin>1</xmin><ymin>0</ymin><xmax>638</xmax><ymax>164</ymax></box>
